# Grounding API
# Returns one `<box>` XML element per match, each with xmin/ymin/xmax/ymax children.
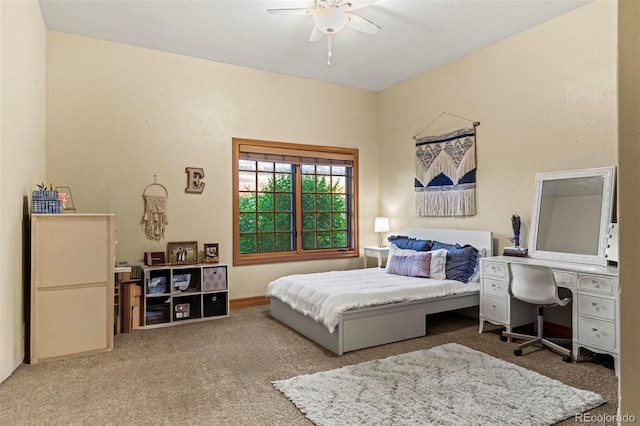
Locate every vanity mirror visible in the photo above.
<box><xmin>528</xmin><ymin>166</ymin><xmax>616</xmax><ymax>266</ymax></box>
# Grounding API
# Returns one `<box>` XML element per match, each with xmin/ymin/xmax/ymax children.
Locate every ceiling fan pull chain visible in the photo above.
<box><xmin>327</xmin><ymin>34</ymin><xmax>332</xmax><ymax>66</ymax></box>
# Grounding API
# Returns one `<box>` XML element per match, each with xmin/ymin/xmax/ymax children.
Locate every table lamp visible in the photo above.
<box><xmin>374</xmin><ymin>217</ymin><xmax>390</xmax><ymax>247</ymax></box>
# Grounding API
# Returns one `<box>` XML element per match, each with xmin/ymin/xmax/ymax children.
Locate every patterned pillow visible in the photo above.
<box><xmin>431</xmin><ymin>241</ymin><xmax>479</xmax><ymax>283</ymax></box>
<box><xmin>386</xmin><ymin>246</ymin><xmax>447</xmax><ymax>279</ymax></box>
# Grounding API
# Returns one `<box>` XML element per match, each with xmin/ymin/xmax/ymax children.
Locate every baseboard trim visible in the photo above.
<box><xmin>230</xmin><ymin>296</ymin><xmax>270</xmax><ymax>309</ymax></box>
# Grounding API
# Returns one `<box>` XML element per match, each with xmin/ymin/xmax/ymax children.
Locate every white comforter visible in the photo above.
<box><xmin>267</xmin><ymin>268</ymin><xmax>479</xmax><ymax>333</ymax></box>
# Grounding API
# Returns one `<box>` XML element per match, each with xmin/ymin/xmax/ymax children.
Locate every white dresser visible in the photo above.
<box><xmin>479</xmin><ymin>256</ymin><xmax>619</xmax><ymax>375</ymax></box>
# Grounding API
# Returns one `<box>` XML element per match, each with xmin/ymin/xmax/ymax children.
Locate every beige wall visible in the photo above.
<box><xmin>618</xmin><ymin>0</ymin><xmax>640</xmax><ymax>417</ymax></box>
<box><xmin>377</xmin><ymin>1</ymin><xmax>617</xmax><ymax>253</ymax></box>
<box><xmin>46</xmin><ymin>32</ymin><xmax>379</xmax><ymax>299</ymax></box>
<box><xmin>0</xmin><ymin>0</ymin><xmax>48</xmax><ymax>383</ymax></box>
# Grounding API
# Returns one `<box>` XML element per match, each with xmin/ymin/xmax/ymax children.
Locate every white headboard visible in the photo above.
<box><xmin>399</xmin><ymin>228</ymin><xmax>493</xmax><ymax>257</ymax></box>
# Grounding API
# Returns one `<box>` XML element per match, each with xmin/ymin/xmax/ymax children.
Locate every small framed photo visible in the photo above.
<box><xmin>204</xmin><ymin>243</ymin><xmax>219</xmax><ymax>263</ymax></box>
<box><xmin>168</xmin><ymin>241</ymin><xmax>198</xmax><ymax>265</ymax></box>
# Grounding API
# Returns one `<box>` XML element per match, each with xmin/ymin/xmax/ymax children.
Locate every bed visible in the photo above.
<box><xmin>268</xmin><ymin>228</ymin><xmax>493</xmax><ymax>355</ymax></box>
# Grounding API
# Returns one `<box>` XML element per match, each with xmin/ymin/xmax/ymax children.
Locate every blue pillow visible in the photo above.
<box><xmin>432</xmin><ymin>241</ymin><xmax>479</xmax><ymax>283</ymax></box>
<box><xmin>387</xmin><ymin>235</ymin><xmax>433</xmax><ymax>251</ymax></box>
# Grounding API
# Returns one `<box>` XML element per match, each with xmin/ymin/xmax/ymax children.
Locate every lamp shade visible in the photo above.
<box><xmin>313</xmin><ymin>7</ymin><xmax>348</xmax><ymax>34</ymax></box>
<box><xmin>374</xmin><ymin>217</ymin><xmax>390</xmax><ymax>233</ymax></box>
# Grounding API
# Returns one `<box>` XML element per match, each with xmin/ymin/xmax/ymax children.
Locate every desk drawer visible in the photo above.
<box><xmin>482</xmin><ymin>262</ymin><xmax>507</xmax><ymax>279</ymax></box>
<box><xmin>578</xmin><ymin>275</ymin><xmax>614</xmax><ymax>294</ymax></box>
<box><xmin>482</xmin><ymin>278</ymin><xmax>507</xmax><ymax>298</ymax></box>
<box><xmin>577</xmin><ymin>316</ymin><xmax>616</xmax><ymax>351</ymax></box>
<box><xmin>577</xmin><ymin>294</ymin><xmax>615</xmax><ymax>321</ymax></box>
<box><xmin>553</xmin><ymin>271</ymin><xmax>575</xmax><ymax>287</ymax></box>
<box><xmin>482</xmin><ymin>295</ymin><xmax>507</xmax><ymax>323</ymax></box>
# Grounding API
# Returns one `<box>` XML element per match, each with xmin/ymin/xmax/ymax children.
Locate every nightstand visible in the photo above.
<box><xmin>362</xmin><ymin>246</ymin><xmax>390</xmax><ymax>268</ymax></box>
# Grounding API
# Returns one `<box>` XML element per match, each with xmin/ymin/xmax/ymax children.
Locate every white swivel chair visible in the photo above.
<box><xmin>501</xmin><ymin>263</ymin><xmax>573</xmax><ymax>362</ymax></box>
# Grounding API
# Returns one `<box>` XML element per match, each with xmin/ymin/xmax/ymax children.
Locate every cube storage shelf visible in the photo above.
<box><xmin>141</xmin><ymin>263</ymin><xmax>229</xmax><ymax>328</ymax></box>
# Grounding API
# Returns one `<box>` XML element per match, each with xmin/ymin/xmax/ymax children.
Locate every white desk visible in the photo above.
<box><xmin>362</xmin><ymin>246</ymin><xmax>389</xmax><ymax>268</ymax></box>
<box><xmin>479</xmin><ymin>256</ymin><xmax>619</xmax><ymax>375</ymax></box>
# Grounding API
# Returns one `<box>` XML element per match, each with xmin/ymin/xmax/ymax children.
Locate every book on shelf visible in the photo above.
<box><xmin>503</xmin><ymin>246</ymin><xmax>528</xmax><ymax>257</ymax></box>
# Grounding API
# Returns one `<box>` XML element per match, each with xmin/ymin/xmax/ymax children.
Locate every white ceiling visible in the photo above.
<box><xmin>38</xmin><ymin>0</ymin><xmax>593</xmax><ymax>92</ymax></box>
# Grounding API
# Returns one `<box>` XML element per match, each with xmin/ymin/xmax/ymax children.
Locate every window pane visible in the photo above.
<box><xmin>239</xmin><ymin>234</ymin><xmax>256</xmax><ymax>254</ymax></box>
<box><xmin>317</xmin><ymin>232</ymin><xmax>331</xmax><ymax>249</ymax></box>
<box><xmin>257</xmin><ymin>172</ymin><xmax>274</xmax><ymax>191</ymax></box>
<box><xmin>239</xmin><ymin>172</ymin><xmax>256</xmax><ymax>191</ymax></box>
<box><xmin>331</xmin><ymin>194</ymin><xmax>346</xmax><ymax>212</ymax></box>
<box><xmin>317</xmin><ymin>165</ymin><xmax>330</xmax><ymax>175</ymax></box>
<box><xmin>317</xmin><ymin>213</ymin><xmax>331</xmax><ymax>230</ymax></box>
<box><xmin>302</xmin><ymin>213</ymin><xmax>316</xmax><ymax>231</ymax></box>
<box><xmin>239</xmin><ymin>213</ymin><xmax>256</xmax><ymax>232</ymax></box>
<box><xmin>316</xmin><ymin>176</ymin><xmax>331</xmax><ymax>193</ymax></box>
<box><xmin>239</xmin><ymin>193</ymin><xmax>256</xmax><ymax>212</ymax></box>
<box><xmin>301</xmin><ymin>174</ymin><xmax>315</xmax><ymax>193</ymax></box>
<box><xmin>257</xmin><ymin>233</ymin><xmax>274</xmax><ymax>252</ymax></box>
<box><xmin>332</xmin><ymin>213</ymin><xmax>347</xmax><ymax>230</ymax></box>
<box><xmin>302</xmin><ymin>194</ymin><xmax>315</xmax><ymax>212</ymax></box>
<box><xmin>257</xmin><ymin>214</ymin><xmax>274</xmax><ymax>232</ymax></box>
<box><xmin>275</xmin><ymin>193</ymin><xmax>292</xmax><ymax>211</ymax></box>
<box><xmin>275</xmin><ymin>213</ymin><xmax>292</xmax><ymax>231</ymax></box>
<box><xmin>333</xmin><ymin>231</ymin><xmax>348</xmax><ymax>248</ymax></box>
<box><xmin>332</xmin><ymin>176</ymin><xmax>346</xmax><ymax>193</ymax></box>
<box><xmin>275</xmin><ymin>163</ymin><xmax>292</xmax><ymax>172</ymax></box>
<box><xmin>257</xmin><ymin>161</ymin><xmax>274</xmax><ymax>172</ymax></box>
<box><xmin>274</xmin><ymin>174</ymin><xmax>292</xmax><ymax>192</ymax></box>
<box><xmin>257</xmin><ymin>193</ymin><xmax>274</xmax><ymax>212</ymax></box>
<box><xmin>275</xmin><ymin>233</ymin><xmax>292</xmax><ymax>251</ymax></box>
<box><xmin>301</xmin><ymin>164</ymin><xmax>315</xmax><ymax>174</ymax></box>
<box><xmin>239</xmin><ymin>159</ymin><xmax>256</xmax><ymax>171</ymax></box>
<box><xmin>317</xmin><ymin>194</ymin><xmax>331</xmax><ymax>211</ymax></box>
<box><xmin>332</xmin><ymin>166</ymin><xmax>346</xmax><ymax>176</ymax></box>
<box><xmin>302</xmin><ymin>232</ymin><xmax>316</xmax><ymax>249</ymax></box>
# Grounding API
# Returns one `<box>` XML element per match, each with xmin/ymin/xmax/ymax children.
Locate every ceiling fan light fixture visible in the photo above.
<box><xmin>313</xmin><ymin>7</ymin><xmax>348</xmax><ymax>34</ymax></box>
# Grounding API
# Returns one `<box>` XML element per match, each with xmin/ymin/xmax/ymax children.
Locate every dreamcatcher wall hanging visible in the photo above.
<box><xmin>142</xmin><ymin>176</ymin><xmax>169</xmax><ymax>242</ymax></box>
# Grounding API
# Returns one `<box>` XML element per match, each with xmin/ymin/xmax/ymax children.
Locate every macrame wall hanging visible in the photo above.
<box><xmin>413</xmin><ymin>112</ymin><xmax>480</xmax><ymax>217</ymax></box>
<box><xmin>142</xmin><ymin>176</ymin><xmax>169</xmax><ymax>242</ymax></box>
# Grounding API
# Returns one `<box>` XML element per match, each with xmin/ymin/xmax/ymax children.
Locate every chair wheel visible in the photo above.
<box><xmin>514</xmin><ymin>348</ymin><xmax>523</xmax><ymax>356</ymax></box>
<box><xmin>500</xmin><ymin>335</ymin><xmax>507</xmax><ymax>342</ymax></box>
<box><xmin>563</xmin><ymin>355</ymin><xmax>572</xmax><ymax>363</ymax></box>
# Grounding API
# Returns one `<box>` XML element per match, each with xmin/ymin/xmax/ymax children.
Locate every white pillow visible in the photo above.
<box><xmin>467</xmin><ymin>247</ymin><xmax>487</xmax><ymax>282</ymax></box>
<box><xmin>386</xmin><ymin>245</ymin><xmax>447</xmax><ymax>280</ymax></box>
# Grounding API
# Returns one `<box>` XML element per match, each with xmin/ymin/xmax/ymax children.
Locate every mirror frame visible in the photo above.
<box><xmin>528</xmin><ymin>166</ymin><xmax>616</xmax><ymax>266</ymax></box>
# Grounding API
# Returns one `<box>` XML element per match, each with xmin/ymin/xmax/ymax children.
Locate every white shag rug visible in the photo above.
<box><xmin>272</xmin><ymin>343</ymin><xmax>604</xmax><ymax>426</ymax></box>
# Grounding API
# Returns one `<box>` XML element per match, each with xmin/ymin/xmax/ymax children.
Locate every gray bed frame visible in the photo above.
<box><xmin>270</xmin><ymin>228</ymin><xmax>493</xmax><ymax>355</ymax></box>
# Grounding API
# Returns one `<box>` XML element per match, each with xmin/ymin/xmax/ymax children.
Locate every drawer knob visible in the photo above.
<box><xmin>492</xmin><ymin>284</ymin><xmax>497</xmax><ymax>288</ymax></box>
<box><xmin>212</xmin><ymin>296</ymin><xmax>217</xmax><ymax>302</ymax></box>
<box><xmin>591</xmin><ymin>279</ymin><xmax>600</xmax><ymax>288</ymax></box>
<box><xmin>592</xmin><ymin>328</ymin><xmax>600</xmax><ymax>338</ymax></box>
<box><xmin>491</xmin><ymin>305</ymin><xmax>496</xmax><ymax>310</ymax></box>
<box><xmin>591</xmin><ymin>302</ymin><xmax>600</xmax><ymax>311</ymax></box>
<box><xmin>491</xmin><ymin>266</ymin><xmax>497</xmax><ymax>272</ymax></box>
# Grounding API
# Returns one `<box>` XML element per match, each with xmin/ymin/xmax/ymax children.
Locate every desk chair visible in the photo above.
<box><xmin>501</xmin><ymin>263</ymin><xmax>572</xmax><ymax>362</ymax></box>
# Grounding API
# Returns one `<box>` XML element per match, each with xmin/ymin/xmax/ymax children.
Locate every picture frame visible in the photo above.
<box><xmin>144</xmin><ymin>251</ymin><xmax>166</xmax><ymax>266</ymax></box>
<box><xmin>203</xmin><ymin>243</ymin><xmax>219</xmax><ymax>263</ymax></box>
<box><xmin>168</xmin><ymin>241</ymin><xmax>198</xmax><ymax>265</ymax></box>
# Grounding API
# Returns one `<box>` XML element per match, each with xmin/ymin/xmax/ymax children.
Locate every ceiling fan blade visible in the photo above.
<box><xmin>347</xmin><ymin>0</ymin><xmax>379</xmax><ymax>12</ymax></box>
<box><xmin>347</xmin><ymin>13</ymin><xmax>380</xmax><ymax>35</ymax></box>
<box><xmin>267</xmin><ymin>8</ymin><xmax>315</xmax><ymax>15</ymax></box>
<box><xmin>309</xmin><ymin>26</ymin><xmax>324</xmax><ymax>42</ymax></box>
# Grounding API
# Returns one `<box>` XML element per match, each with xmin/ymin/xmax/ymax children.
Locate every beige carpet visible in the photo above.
<box><xmin>0</xmin><ymin>306</ymin><xmax>618</xmax><ymax>425</ymax></box>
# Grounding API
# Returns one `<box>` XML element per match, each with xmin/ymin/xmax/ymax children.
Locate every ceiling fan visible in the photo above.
<box><xmin>268</xmin><ymin>0</ymin><xmax>381</xmax><ymax>66</ymax></box>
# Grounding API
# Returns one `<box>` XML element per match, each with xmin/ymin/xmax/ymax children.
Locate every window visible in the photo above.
<box><xmin>232</xmin><ymin>138</ymin><xmax>359</xmax><ymax>266</ymax></box>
